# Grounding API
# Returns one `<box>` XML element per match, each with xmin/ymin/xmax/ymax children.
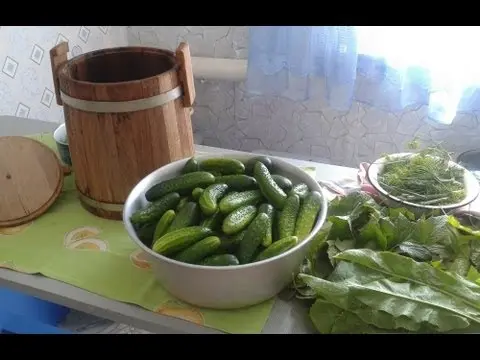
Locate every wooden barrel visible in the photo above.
<box><xmin>49</xmin><ymin>42</ymin><xmax>196</xmax><ymax>220</ymax></box>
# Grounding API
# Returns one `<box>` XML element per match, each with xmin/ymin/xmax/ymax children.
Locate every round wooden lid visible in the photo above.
<box><xmin>0</xmin><ymin>136</ymin><xmax>64</xmax><ymax>227</ymax></box>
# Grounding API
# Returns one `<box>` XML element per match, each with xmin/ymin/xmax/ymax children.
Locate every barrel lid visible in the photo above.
<box><xmin>0</xmin><ymin>136</ymin><xmax>64</xmax><ymax>227</ymax></box>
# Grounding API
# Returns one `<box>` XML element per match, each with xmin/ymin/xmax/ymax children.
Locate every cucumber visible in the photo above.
<box><xmin>278</xmin><ymin>194</ymin><xmax>301</xmax><ymax>239</ymax></box>
<box><xmin>191</xmin><ymin>187</ymin><xmax>204</xmax><ymax>201</ymax></box>
<box><xmin>200</xmin><ymin>210</ymin><xmax>224</xmax><ymax>231</ymax></box>
<box><xmin>182</xmin><ymin>157</ymin><xmax>199</xmax><ymax>174</ymax></box>
<box><xmin>152</xmin><ymin>226</ymin><xmax>214</xmax><ymax>256</ymax></box>
<box><xmin>258</xmin><ymin>203</ymin><xmax>275</xmax><ymax>247</ymax></box>
<box><xmin>130</xmin><ymin>192</ymin><xmax>181</xmax><ymax>227</ymax></box>
<box><xmin>218</xmin><ymin>230</ymin><xmax>246</xmax><ymax>253</ymax></box>
<box><xmin>145</xmin><ymin>171</ymin><xmax>215</xmax><ymax>202</ymax></box>
<box><xmin>237</xmin><ymin>212</ymin><xmax>269</xmax><ymax>264</ymax></box>
<box><xmin>245</xmin><ymin>156</ymin><xmax>273</xmax><ymax>175</ymax></box>
<box><xmin>201</xmin><ymin>254</ymin><xmax>240</xmax><ymax>266</ymax></box>
<box><xmin>290</xmin><ymin>183</ymin><xmax>310</xmax><ymax>199</ymax></box>
<box><xmin>174</xmin><ymin>236</ymin><xmax>221</xmax><ymax>264</ymax></box>
<box><xmin>272</xmin><ymin>174</ymin><xmax>293</xmax><ymax>192</ymax></box>
<box><xmin>153</xmin><ymin>209</ymin><xmax>176</xmax><ymax>242</ymax></box>
<box><xmin>254</xmin><ymin>236</ymin><xmax>298</xmax><ymax>262</ymax></box>
<box><xmin>136</xmin><ymin>223</ymin><xmax>157</xmax><ymax>248</ymax></box>
<box><xmin>294</xmin><ymin>191</ymin><xmax>323</xmax><ymax>240</ymax></box>
<box><xmin>254</xmin><ymin>162</ymin><xmax>287</xmax><ymax>210</ymax></box>
<box><xmin>176</xmin><ymin>196</ymin><xmax>189</xmax><ymax>212</ymax></box>
<box><xmin>222</xmin><ymin>205</ymin><xmax>258</xmax><ymax>235</ymax></box>
<box><xmin>167</xmin><ymin>202</ymin><xmax>200</xmax><ymax>233</ymax></box>
<box><xmin>218</xmin><ymin>189</ymin><xmax>263</xmax><ymax>214</ymax></box>
<box><xmin>199</xmin><ymin>158</ymin><xmax>245</xmax><ymax>175</ymax></box>
<box><xmin>199</xmin><ymin>183</ymin><xmax>230</xmax><ymax>216</ymax></box>
<box><xmin>214</xmin><ymin>174</ymin><xmax>257</xmax><ymax>191</ymax></box>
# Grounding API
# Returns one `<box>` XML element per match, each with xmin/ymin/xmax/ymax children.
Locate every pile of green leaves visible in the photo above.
<box><xmin>295</xmin><ymin>191</ymin><xmax>480</xmax><ymax>334</ymax></box>
<box><xmin>377</xmin><ymin>143</ymin><xmax>466</xmax><ymax>205</ymax></box>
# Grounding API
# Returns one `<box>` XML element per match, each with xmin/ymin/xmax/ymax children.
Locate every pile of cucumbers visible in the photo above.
<box><xmin>129</xmin><ymin>156</ymin><xmax>323</xmax><ymax>267</ymax></box>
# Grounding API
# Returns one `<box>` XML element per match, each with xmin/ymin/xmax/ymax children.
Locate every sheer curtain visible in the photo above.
<box><xmin>245</xmin><ymin>26</ymin><xmax>480</xmax><ymax>125</ymax></box>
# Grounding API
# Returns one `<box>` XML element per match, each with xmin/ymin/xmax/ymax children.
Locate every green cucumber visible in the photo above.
<box><xmin>254</xmin><ymin>236</ymin><xmax>298</xmax><ymax>262</ymax></box>
<box><xmin>199</xmin><ymin>183</ymin><xmax>229</xmax><ymax>216</ymax></box>
<box><xmin>258</xmin><ymin>203</ymin><xmax>275</xmax><ymax>247</ymax></box>
<box><xmin>201</xmin><ymin>254</ymin><xmax>240</xmax><ymax>266</ymax></box>
<box><xmin>237</xmin><ymin>212</ymin><xmax>269</xmax><ymax>264</ymax></box>
<box><xmin>153</xmin><ymin>209</ymin><xmax>176</xmax><ymax>242</ymax></box>
<box><xmin>152</xmin><ymin>226</ymin><xmax>214</xmax><ymax>256</ymax></box>
<box><xmin>145</xmin><ymin>171</ymin><xmax>215</xmax><ymax>202</ymax></box>
<box><xmin>136</xmin><ymin>223</ymin><xmax>157</xmax><ymax>247</ymax></box>
<box><xmin>167</xmin><ymin>202</ymin><xmax>200</xmax><ymax>233</ymax></box>
<box><xmin>174</xmin><ymin>236</ymin><xmax>221</xmax><ymax>264</ymax></box>
<box><xmin>278</xmin><ymin>194</ymin><xmax>301</xmax><ymax>239</ymax></box>
<box><xmin>200</xmin><ymin>210</ymin><xmax>224</xmax><ymax>231</ymax></box>
<box><xmin>272</xmin><ymin>174</ymin><xmax>293</xmax><ymax>192</ymax></box>
<box><xmin>294</xmin><ymin>191</ymin><xmax>323</xmax><ymax>240</ymax></box>
<box><xmin>218</xmin><ymin>189</ymin><xmax>263</xmax><ymax>214</ymax></box>
<box><xmin>182</xmin><ymin>157</ymin><xmax>199</xmax><ymax>174</ymax></box>
<box><xmin>245</xmin><ymin>156</ymin><xmax>273</xmax><ymax>175</ymax></box>
<box><xmin>254</xmin><ymin>162</ymin><xmax>287</xmax><ymax>210</ymax></box>
<box><xmin>218</xmin><ymin>230</ymin><xmax>246</xmax><ymax>253</ymax></box>
<box><xmin>176</xmin><ymin>196</ymin><xmax>189</xmax><ymax>212</ymax></box>
<box><xmin>222</xmin><ymin>205</ymin><xmax>258</xmax><ymax>235</ymax></box>
<box><xmin>214</xmin><ymin>174</ymin><xmax>257</xmax><ymax>191</ymax></box>
<box><xmin>191</xmin><ymin>187</ymin><xmax>204</xmax><ymax>201</ymax></box>
<box><xmin>130</xmin><ymin>192</ymin><xmax>181</xmax><ymax>226</ymax></box>
<box><xmin>199</xmin><ymin>158</ymin><xmax>245</xmax><ymax>175</ymax></box>
<box><xmin>290</xmin><ymin>183</ymin><xmax>310</xmax><ymax>199</ymax></box>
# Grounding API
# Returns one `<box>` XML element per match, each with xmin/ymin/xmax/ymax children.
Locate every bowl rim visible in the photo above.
<box><xmin>367</xmin><ymin>152</ymin><xmax>480</xmax><ymax>210</ymax></box>
<box><xmin>122</xmin><ymin>153</ymin><xmax>329</xmax><ymax>271</ymax></box>
<box><xmin>53</xmin><ymin>123</ymin><xmax>68</xmax><ymax>146</ymax></box>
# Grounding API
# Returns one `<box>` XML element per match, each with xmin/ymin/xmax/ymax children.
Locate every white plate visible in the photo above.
<box><xmin>367</xmin><ymin>152</ymin><xmax>480</xmax><ymax>211</ymax></box>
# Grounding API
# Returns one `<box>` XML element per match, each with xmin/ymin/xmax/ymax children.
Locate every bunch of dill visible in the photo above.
<box><xmin>377</xmin><ymin>140</ymin><xmax>466</xmax><ymax>206</ymax></box>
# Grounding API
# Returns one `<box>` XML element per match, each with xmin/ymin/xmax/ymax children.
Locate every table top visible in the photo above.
<box><xmin>0</xmin><ymin>116</ymin><xmax>357</xmax><ymax>334</ymax></box>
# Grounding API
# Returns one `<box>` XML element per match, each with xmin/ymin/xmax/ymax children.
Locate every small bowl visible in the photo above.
<box><xmin>53</xmin><ymin>123</ymin><xmax>72</xmax><ymax>166</ymax></box>
<box><xmin>123</xmin><ymin>153</ymin><xmax>329</xmax><ymax>310</ymax></box>
<box><xmin>367</xmin><ymin>152</ymin><xmax>480</xmax><ymax>214</ymax></box>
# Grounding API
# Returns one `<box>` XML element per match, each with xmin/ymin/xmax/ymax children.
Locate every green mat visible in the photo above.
<box><xmin>0</xmin><ymin>133</ymin><xmax>317</xmax><ymax>334</ymax></box>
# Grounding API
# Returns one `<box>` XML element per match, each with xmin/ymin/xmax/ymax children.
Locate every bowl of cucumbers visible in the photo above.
<box><xmin>123</xmin><ymin>154</ymin><xmax>328</xmax><ymax>310</ymax></box>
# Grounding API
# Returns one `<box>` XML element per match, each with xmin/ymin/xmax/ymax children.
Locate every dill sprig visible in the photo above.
<box><xmin>377</xmin><ymin>139</ymin><xmax>466</xmax><ymax>206</ymax></box>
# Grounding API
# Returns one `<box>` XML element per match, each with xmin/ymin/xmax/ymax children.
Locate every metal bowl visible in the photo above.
<box><xmin>123</xmin><ymin>153</ymin><xmax>329</xmax><ymax>310</ymax></box>
<box><xmin>367</xmin><ymin>152</ymin><xmax>480</xmax><ymax>214</ymax></box>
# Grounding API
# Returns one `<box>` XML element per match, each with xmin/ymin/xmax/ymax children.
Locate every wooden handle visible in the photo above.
<box><xmin>50</xmin><ymin>42</ymin><xmax>69</xmax><ymax>106</ymax></box>
<box><xmin>175</xmin><ymin>42</ymin><xmax>196</xmax><ymax>108</ymax></box>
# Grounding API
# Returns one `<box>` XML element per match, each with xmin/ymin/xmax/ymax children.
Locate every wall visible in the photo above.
<box><xmin>127</xmin><ymin>26</ymin><xmax>480</xmax><ymax>167</ymax></box>
<box><xmin>0</xmin><ymin>26</ymin><xmax>128</xmax><ymax>124</ymax></box>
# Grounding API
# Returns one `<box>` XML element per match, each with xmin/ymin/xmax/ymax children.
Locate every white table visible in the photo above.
<box><xmin>0</xmin><ymin>115</ymin><xmax>357</xmax><ymax>334</ymax></box>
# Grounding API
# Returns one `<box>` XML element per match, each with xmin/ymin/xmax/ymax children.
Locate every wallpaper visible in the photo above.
<box><xmin>1</xmin><ymin>26</ymin><xmax>478</xmax><ymax>168</ymax></box>
<box><xmin>127</xmin><ymin>26</ymin><xmax>480</xmax><ymax>168</ymax></box>
<box><xmin>0</xmin><ymin>26</ymin><xmax>128</xmax><ymax>124</ymax></box>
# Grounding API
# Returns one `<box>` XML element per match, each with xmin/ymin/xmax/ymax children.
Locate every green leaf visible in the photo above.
<box><xmin>388</xmin><ymin>207</ymin><xmax>416</xmax><ymax>221</ymax></box>
<box><xmin>394</xmin><ymin>241</ymin><xmax>433</xmax><ymax>262</ymax></box>
<box><xmin>448</xmin><ymin>216</ymin><xmax>480</xmax><ymax>238</ymax></box>
<box><xmin>325</xmin><ymin>239</ymin><xmax>355</xmax><ymax>267</ymax></box>
<box><xmin>328</xmin><ymin>216</ymin><xmax>353</xmax><ymax>241</ymax></box>
<box><xmin>471</xmin><ymin>240</ymin><xmax>480</xmax><ymax>270</ymax></box>
<box><xmin>358</xmin><ymin>214</ymin><xmax>387</xmax><ymax>250</ymax></box>
<box><xmin>300</xmin><ymin>249</ymin><xmax>480</xmax><ymax>332</ymax></box>
<box><xmin>328</xmin><ymin>191</ymin><xmax>380</xmax><ymax>217</ymax></box>
<box><xmin>467</xmin><ymin>266</ymin><xmax>480</xmax><ymax>285</ymax></box>
<box><xmin>335</xmin><ymin>249</ymin><xmax>480</xmax><ymax>306</ymax></box>
<box><xmin>309</xmin><ymin>299</ymin><xmax>383</xmax><ymax>334</ymax></box>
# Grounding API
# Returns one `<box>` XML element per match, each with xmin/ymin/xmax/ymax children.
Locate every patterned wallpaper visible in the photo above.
<box><xmin>0</xmin><ymin>26</ymin><xmax>128</xmax><ymax>124</ymax></box>
<box><xmin>127</xmin><ymin>26</ymin><xmax>480</xmax><ymax>167</ymax></box>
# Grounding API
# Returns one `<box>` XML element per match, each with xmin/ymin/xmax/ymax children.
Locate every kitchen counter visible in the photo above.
<box><xmin>0</xmin><ymin>115</ymin><xmax>358</xmax><ymax>334</ymax></box>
